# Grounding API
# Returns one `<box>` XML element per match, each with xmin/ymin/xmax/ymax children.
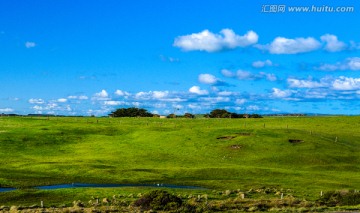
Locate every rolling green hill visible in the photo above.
<box><xmin>0</xmin><ymin>116</ymin><xmax>359</xmax><ymax>205</ymax></box>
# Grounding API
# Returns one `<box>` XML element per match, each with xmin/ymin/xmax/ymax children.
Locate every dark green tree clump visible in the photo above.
<box><xmin>133</xmin><ymin>190</ymin><xmax>183</xmax><ymax>211</ymax></box>
<box><xmin>110</xmin><ymin>107</ymin><xmax>153</xmax><ymax>117</ymax></box>
<box><xmin>209</xmin><ymin>109</ymin><xmax>262</xmax><ymax>118</ymax></box>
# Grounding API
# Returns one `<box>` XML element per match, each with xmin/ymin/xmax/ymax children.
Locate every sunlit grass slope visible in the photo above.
<box><xmin>0</xmin><ymin>116</ymin><xmax>359</xmax><ymax>195</ymax></box>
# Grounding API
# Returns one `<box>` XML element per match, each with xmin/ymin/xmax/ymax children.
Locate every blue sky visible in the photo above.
<box><xmin>1</xmin><ymin>0</ymin><xmax>360</xmax><ymax>116</ymax></box>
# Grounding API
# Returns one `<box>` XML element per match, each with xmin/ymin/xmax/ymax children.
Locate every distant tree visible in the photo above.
<box><xmin>208</xmin><ymin>109</ymin><xmax>262</xmax><ymax>119</ymax></box>
<box><xmin>209</xmin><ymin>109</ymin><xmax>231</xmax><ymax>118</ymax></box>
<box><xmin>167</xmin><ymin>113</ymin><xmax>176</xmax><ymax>118</ymax></box>
<box><xmin>111</xmin><ymin>107</ymin><xmax>153</xmax><ymax>117</ymax></box>
<box><xmin>249</xmin><ymin>114</ymin><xmax>263</xmax><ymax>118</ymax></box>
<box><xmin>203</xmin><ymin>114</ymin><xmax>210</xmax><ymax>118</ymax></box>
<box><xmin>184</xmin><ymin>113</ymin><xmax>195</xmax><ymax>119</ymax></box>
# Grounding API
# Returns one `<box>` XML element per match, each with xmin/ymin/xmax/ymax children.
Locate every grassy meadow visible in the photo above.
<box><xmin>0</xmin><ymin>116</ymin><xmax>359</xmax><ymax>206</ymax></box>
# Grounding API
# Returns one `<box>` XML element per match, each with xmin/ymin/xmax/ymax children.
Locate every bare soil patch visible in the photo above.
<box><xmin>217</xmin><ymin>136</ymin><xmax>236</xmax><ymax>140</ymax></box>
<box><xmin>230</xmin><ymin>144</ymin><xmax>242</xmax><ymax>149</ymax></box>
<box><xmin>288</xmin><ymin>139</ymin><xmax>304</xmax><ymax>144</ymax></box>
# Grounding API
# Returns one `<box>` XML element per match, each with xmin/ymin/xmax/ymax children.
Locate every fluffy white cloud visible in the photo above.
<box><xmin>198</xmin><ymin>74</ymin><xmax>218</xmax><ymax>84</ymax></box>
<box><xmin>316</xmin><ymin>57</ymin><xmax>360</xmax><ymax>71</ymax></box>
<box><xmin>252</xmin><ymin>59</ymin><xmax>273</xmax><ymax>68</ymax></box>
<box><xmin>92</xmin><ymin>90</ymin><xmax>109</xmax><ymax>101</ymax></box>
<box><xmin>221</xmin><ymin>69</ymin><xmax>235</xmax><ymax>77</ymax></box>
<box><xmin>236</xmin><ymin>70</ymin><xmax>254</xmax><ymax>80</ymax></box>
<box><xmin>25</xmin><ymin>41</ymin><xmax>36</xmax><ymax>48</ymax></box>
<box><xmin>114</xmin><ymin>90</ymin><xmax>130</xmax><ymax>96</ymax></box>
<box><xmin>332</xmin><ymin>76</ymin><xmax>360</xmax><ymax>90</ymax></box>
<box><xmin>57</xmin><ymin>98</ymin><xmax>67</xmax><ymax>103</ymax></box>
<box><xmin>135</xmin><ymin>91</ymin><xmax>169</xmax><ymax>100</ymax></box>
<box><xmin>235</xmin><ymin>99</ymin><xmax>246</xmax><ymax>105</ymax></box>
<box><xmin>152</xmin><ymin>91</ymin><xmax>169</xmax><ymax>99</ymax></box>
<box><xmin>189</xmin><ymin>86</ymin><xmax>209</xmax><ymax>95</ymax></box>
<box><xmin>247</xmin><ymin>105</ymin><xmax>260</xmax><ymax>111</ymax></box>
<box><xmin>287</xmin><ymin>78</ymin><xmax>326</xmax><ymax>88</ymax></box>
<box><xmin>222</xmin><ymin>69</ymin><xmax>277</xmax><ymax>81</ymax></box>
<box><xmin>320</xmin><ymin>34</ymin><xmax>346</xmax><ymax>52</ymax></box>
<box><xmin>104</xmin><ymin>101</ymin><xmax>123</xmax><ymax>106</ymax></box>
<box><xmin>68</xmin><ymin>95</ymin><xmax>88</xmax><ymax>100</ymax></box>
<box><xmin>271</xmin><ymin>88</ymin><xmax>293</xmax><ymax>98</ymax></box>
<box><xmin>348</xmin><ymin>57</ymin><xmax>360</xmax><ymax>70</ymax></box>
<box><xmin>0</xmin><ymin>108</ymin><xmax>14</xmax><ymax>113</ymax></box>
<box><xmin>200</xmin><ymin>97</ymin><xmax>230</xmax><ymax>103</ymax></box>
<box><xmin>262</xmin><ymin>73</ymin><xmax>277</xmax><ymax>81</ymax></box>
<box><xmin>79</xmin><ymin>95</ymin><xmax>88</xmax><ymax>100</ymax></box>
<box><xmin>173</xmin><ymin>29</ymin><xmax>258</xmax><ymax>52</ymax></box>
<box><xmin>29</xmin><ymin>98</ymin><xmax>45</xmax><ymax>104</ymax></box>
<box><xmin>188</xmin><ymin>104</ymin><xmax>202</xmax><ymax>109</ymax></box>
<box><xmin>217</xmin><ymin>91</ymin><xmax>234</xmax><ymax>96</ymax></box>
<box><xmin>267</xmin><ymin>36</ymin><xmax>321</xmax><ymax>54</ymax></box>
<box><xmin>135</xmin><ymin>92</ymin><xmax>149</xmax><ymax>100</ymax></box>
<box><xmin>95</xmin><ymin>90</ymin><xmax>108</xmax><ymax>98</ymax></box>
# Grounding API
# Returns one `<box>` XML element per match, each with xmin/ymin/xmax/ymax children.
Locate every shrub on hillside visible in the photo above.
<box><xmin>318</xmin><ymin>190</ymin><xmax>360</xmax><ymax>206</ymax></box>
<box><xmin>133</xmin><ymin>190</ymin><xmax>183</xmax><ymax>210</ymax></box>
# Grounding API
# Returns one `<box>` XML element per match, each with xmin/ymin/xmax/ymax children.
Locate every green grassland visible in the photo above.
<box><xmin>0</xmin><ymin>116</ymin><xmax>359</xmax><ymax>206</ymax></box>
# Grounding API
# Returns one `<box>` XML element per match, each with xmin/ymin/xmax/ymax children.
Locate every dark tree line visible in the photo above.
<box><xmin>206</xmin><ymin>109</ymin><xmax>262</xmax><ymax>118</ymax></box>
<box><xmin>110</xmin><ymin>107</ymin><xmax>153</xmax><ymax>117</ymax></box>
<box><xmin>109</xmin><ymin>107</ymin><xmax>262</xmax><ymax>118</ymax></box>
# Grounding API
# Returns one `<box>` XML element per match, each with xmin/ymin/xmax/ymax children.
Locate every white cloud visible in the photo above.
<box><xmin>348</xmin><ymin>57</ymin><xmax>360</xmax><ymax>70</ymax></box>
<box><xmin>29</xmin><ymin>98</ymin><xmax>45</xmax><ymax>104</ymax></box>
<box><xmin>222</xmin><ymin>69</ymin><xmax>277</xmax><ymax>81</ymax></box>
<box><xmin>92</xmin><ymin>90</ymin><xmax>109</xmax><ymax>101</ymax></box>
<box><xmin>247</xmin><ymin>105</ymin><xmax>260</xmax><ymax>111</ymax></box>
<box><xmin>262</xmin><ymin>73</ymin><xmax>277</xmax><ymax>81</ymax></box>
<box><xmin>25</xmin><ymin>41</ymin><xmax>36</xmax><ymax>48</ymax></box>
<box><xmin>67</xmin><ymin>95</ymin><xmax>88</xmax><ymax>100</ymax></box>
<box><xmin>198</xmin><ymin>73</ymin><xmax>220</xmax><ymax>85</ymax></box>
<box><xmin>267</xmin><ymin>36</ymin><xmax>321</xmax><ymax>54</ymax></box>
<box><xmin>160</xmin><ymin>55</ymin><xmax>179</xmax><ymax>62</ymax></box>
<box><xmin>217</xmin><ymin>91</ymin><xmax>234</xmax><ymax>96</ymax></box>
<box><xmin>154</xmin><ymin>103</ymin><xmax>167</xmax><ymax>108</ymax></box>
<box><xmin>135</xmin><ymin>92</ymin><xmax>150</xmax><ymax>100</ymax></box>
<box><xmin>320</xmin><ymin>34</ymin><xmax>346</xmax><ymax>52</ymax></box>
<box><xmin>79</xmin><ymin>95</ymin><xmax>88</xmax><ymax>100</ymax></box>
<box><xmin>221</xmin><ymin>69</ymin><xmax>277</xmax><ymax>81</ymax></box>
<box><xmin>236</xmin><ymin>70</ymin><xmax>254</xmax><ymax>80</ymax></box>
<box><xmin>271</xmin><ymin>88</ymin><xmax>293</xmax><ymax>98</ymax></box>
<box><xmin>104</xmin><ymin>101</ymin><xmax>123</xmax><ymax>106</ymax></box>
<box><xmin>316</xmin><ymin>57</ymin><xmax>360</xmax><ymax>71</ymax></box>
<box><xmin>200</xmin><ymin>96</ymin><xmax>230</xmax><ymax>103</ymax></box>
<box><xmin>221</xmin><ymin>69</ymin><xmax>235</xmax><ymax>77</ymax></box>
<box><xmin>173</xmin><ymin>29</ymin><xmax>258</xmax><ymax>52</ymax></box>
<box><xmin>235</xmin><ymin>99</ymin><xmax>246</xmax><ymax>105</ymax></box>
<box><xmin>135</xmin><ymin>91</ymin><xmax>169</xmax><ymax>100</ymax></box>
<box><xmin>188</xmin><ymin>104</ymin><xmax>202</xmax><ymax>109</ymax></box>
<box><xmin>57</xmin><ymin>98</ymin><xmax>67</xmax><ymax>103</ymax></box>
<box><xmin>189</xmin><ymin>86</ymin><xmax>209</xmax><ymax>95</ymax></box>
<box><xmin>332</xmin><ymin>76</ymin><xmax>360</xmax><ymax>90</ymax></box>
<box><xmin>115</xmin><ymin>90</ymin><xmax>130</xmax><ymax>96</ymax></box>
<box><xmin>287</xmin><ymin>78</ymin><xmax>326</xmax><ymax>88</ymax></box>
<box><xmin>252</xmin><ymin>59</ymin><xmax>273</xmax><ymax>68</ymax></box>
<box><xmin>153</xmin><ymin>91</ymin><xmax>169</xmax><ymax>99</ymax></box>
<box><xmin>95</xmin><ymin>90</ymin><xmax>108</xmax><ymax>98</ymax></box>
<box><xmin>0</xmin><ymin>108</ymin><xmax>14</xmax><ymax>113</ymax></box>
